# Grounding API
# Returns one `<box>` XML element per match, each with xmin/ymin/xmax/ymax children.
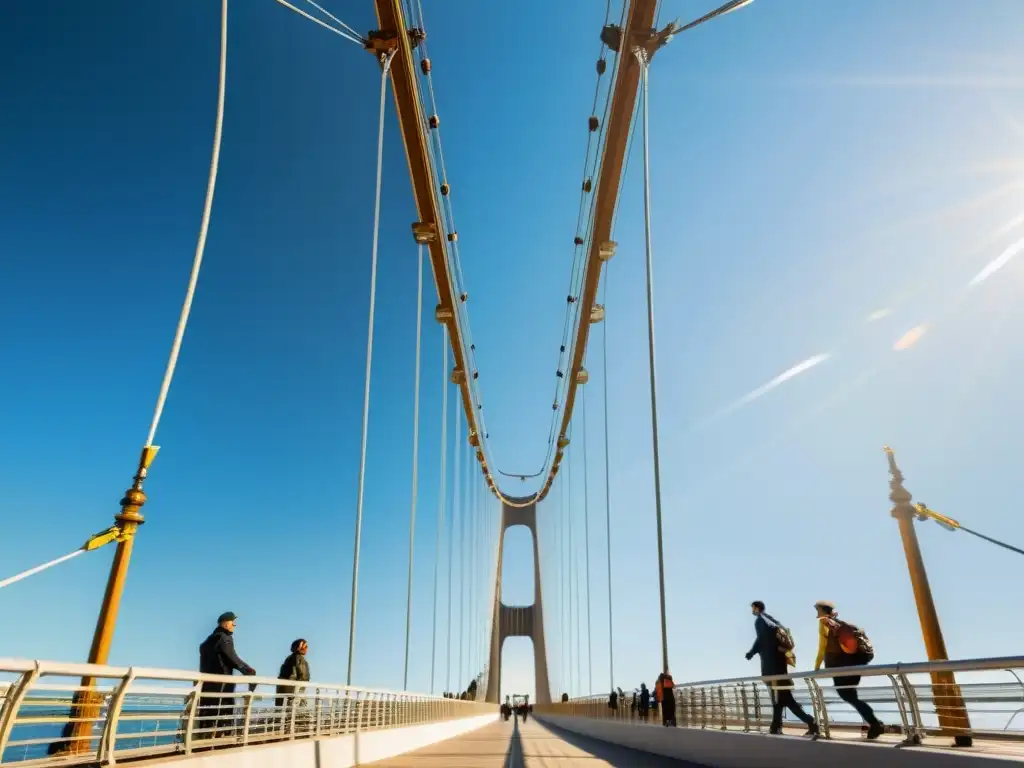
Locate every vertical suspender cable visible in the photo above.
<box><xmin>560</xmin><ymin>470</ymin><xmax>567</xmax><ymax>698</ymax></box>
<box><xmin>402</xmin><ymin>244</ymin><xmax>424</xmax><ymax>691</ymax></box>
<box><xmin>143</xmin><ymin>0</ymin><xmax>228</xmax><ymax>448</ymax></box>
<box><xmin>448</xmin><ymin>407</ymin><xmax>460</xmax><ymax>692</ymax></box>
<box><xmin>601</xmin><ymin>267</ymin><xmax>615</xmax><ymax>692</ymax></box>
<box><xmin>468</xmin><ymin>462</ymin><xmax>475</xmax><ymax>681</ymax></box>
<box><xmin>458</xmin><ymin>440</ymin><xmax>466</xmax><ymax>691</ymax></box>
<box><xmin>346</xmin><ymin>48</ymin><xmax>396</xmax><ymax>686</ymax></box>
<box><xmin>430</xmin><ymin>329</ymin><xmax>448</xmax><ymax>694</ymax></box>
<box><xmin>634</xmin><ymin>47</ymin><xmax>670</xmax><ymax>676</ymax></box>
<box><xmin>582</xmin><ymin>387</ymin><xmax>593</xmax><ymax>695</ymax></box>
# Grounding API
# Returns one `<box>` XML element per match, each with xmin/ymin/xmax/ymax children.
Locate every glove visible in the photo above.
<box><xmin>745</xmin><ymin>652</ymin><xmax>754</xmax><ymax>661</ymax></box>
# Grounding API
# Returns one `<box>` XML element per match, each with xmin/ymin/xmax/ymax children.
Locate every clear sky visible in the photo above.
<box><xmin>3</xmin><ymin>0</ymin><xmax>1024</xmax><ymax>704</ymax></box>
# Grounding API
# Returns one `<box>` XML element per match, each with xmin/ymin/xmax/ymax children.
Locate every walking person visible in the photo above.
<box><xmin>638</xmin><ymin>683</ymin><xmax>650</xmax><ymax>722</ymax></box>
<box><xmin>656</xmin><ymin>673</ymin><xmax>677</xmax><ymax>727</ymax></box>
<box><xmin>198</xmin><ymin>612</ymin><xmax>256</xmax><ymax>738</ymax></box>
<box><xmin>276</xmin><ymin>639</ymin><xmax>311</xmax><ymax>731</ymax></box>
<box><xmin>746</xmin><ymin>601</ymin><xmax>818</xmax><ymax>736</ymax></box>
<box><xmin>814</xmin><ymin>600</ymin><xmax>883</xmax><ymax>740</ymax></box>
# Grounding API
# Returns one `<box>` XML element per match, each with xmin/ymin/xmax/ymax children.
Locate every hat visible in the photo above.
<box><xmin>217</xmin><ymin>611</ymin><xmax>238</xmax><ymax>623</ymax></box>
<box><xmin>813</xmin><ymin>600</ymin><xmax>834</xmax><ymax>611</ymax></box>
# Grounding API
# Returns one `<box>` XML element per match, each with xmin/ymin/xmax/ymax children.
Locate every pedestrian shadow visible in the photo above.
<box><xmin>503</xmin><ymin>718</ymin><xmax>523</xmax><ymax>767</ymax></box>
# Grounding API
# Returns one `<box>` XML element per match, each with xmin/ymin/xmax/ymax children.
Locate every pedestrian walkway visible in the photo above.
<box><xmin>364</xmin><ymin>717</ymin><xmax>701</xmax><ymax>766</ymax></box>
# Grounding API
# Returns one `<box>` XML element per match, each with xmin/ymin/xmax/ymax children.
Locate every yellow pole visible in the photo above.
<box><xmin>55</xmin><ymin>446</ymin><xmax>158</xmax><ymax>755</ymax></box>
<box><xmin>885</xmin><ymin>447</ymin><xmax>972</xmax><ymax>747</ymax></box>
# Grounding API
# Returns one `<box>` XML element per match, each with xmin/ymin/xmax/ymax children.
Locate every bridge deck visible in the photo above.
<box><xmin>365</xmin><ymin>717</ymin><xmax>699</xmax><ymax>766</ymax></box>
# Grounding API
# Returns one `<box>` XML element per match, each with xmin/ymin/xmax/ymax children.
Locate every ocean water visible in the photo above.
<box><xmin>2</xmin><ymin>703</ymin><xmax>187</xmax><ymax>763</ymax></box>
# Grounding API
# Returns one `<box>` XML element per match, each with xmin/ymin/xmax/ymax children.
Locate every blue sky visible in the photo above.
<box><xmin>3</xmin><ymin>0</ymin><xmax>1024</xmax><ymax>703</ymax></box>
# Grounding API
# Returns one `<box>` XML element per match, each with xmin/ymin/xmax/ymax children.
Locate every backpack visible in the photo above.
<box><xmin>829</xmin><ymin>617</ymin><xmax>874</xmax><ymax>660</ymax></box>
<box><xmin>764</xmin><ymin>614</ymin><xmax>795</xmax><ymax>652</ymax></box>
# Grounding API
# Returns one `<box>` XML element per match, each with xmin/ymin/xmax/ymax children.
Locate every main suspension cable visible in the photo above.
<box><xmin>346</xmin><ymin>48</ymin><xmax>396</xmax><ymax>687</ymax></box>
<box><xmin>144</xmin><ymin>0</ymin><xmax>228</xmax><ymax>448</ymax></box>
<box><xmin>402</xmin><ymin>244</ymin><xmax>425</xmax><ymax>691</ymax></box>
<box><xmin>429</xmin><ymin>327</ymin><xmax>448</xmax><ymax>694</ymax></box>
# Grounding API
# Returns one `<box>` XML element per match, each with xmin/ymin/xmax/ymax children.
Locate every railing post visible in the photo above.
<box><xmin>288</xmin><ymin>691</ymin><xmax>298</xmax><ymax>740</ymax></box>
<box><xmin>241</xmin><ymin>688</ymin><xmax>255</xmax><ymax>746</ymax></box>
<box><xmin>99</xmin><ymin>669</ymin><xmax>134</xmax><ymax>764</ymax></box>
<box><xmin>751</xmin><ymin>682</ymin><xmax>762</xmax><ymax>731</ymax></box>
<box><xmin>314</xmin><ymin>688</ymin><xmax>322</xmax><ymax>737</ymax></box>
<box><xmin>699</xmin><ymin>688</ymin><xmax>708</xmax><ymax>729</ymax></box>
<box><xmin>716</xmin><ymin>686</ymin><xmax>727</xmax><ymax>730</ymax></box>
<box><xmin>898</xmin><ymin>672</ymin><xmax>925</xmax><ymax>745</ymax></box>
<box><xmin>739</xmin><ymin>683</ymin><xmax>750</xmax><ymax>731</ymax></box>
<box><xmin>0</xmin><ymin>665</ymin><xmax>41</xmax><ymax>759</ymax></box>
<box><xmin>806</xmin><ymin>678</ymin><xmax>829</xmax><ymax>740</ymax></box>
<box><xmin>182</xmin><ymin>682</ymin><xmax>200</xmax><ymax>754</ymax></box>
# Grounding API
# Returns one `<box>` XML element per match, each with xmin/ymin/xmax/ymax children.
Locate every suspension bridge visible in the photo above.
<box><xmin>3</xmin><ymin>0</ymin><xmax>1024</xmax><ymax>765</ymax></box>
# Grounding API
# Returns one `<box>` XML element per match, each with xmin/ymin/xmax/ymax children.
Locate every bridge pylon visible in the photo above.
<box><xmin>484</xmin><ymin>499</ymin><xmax>552</xmax><ymax>705</ymax></box>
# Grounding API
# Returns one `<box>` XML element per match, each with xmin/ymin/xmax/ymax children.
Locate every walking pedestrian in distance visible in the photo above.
<box><xmin>745</xmin><ymin>601</ymin><xmax>818</xmax><ymax>736</ymax></box>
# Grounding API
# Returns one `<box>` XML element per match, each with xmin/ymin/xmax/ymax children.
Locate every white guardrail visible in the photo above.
<box><xmin>539</xmin><ymin>656</ymin><xmax>1024</xmax><ymax>752</ymax></box>
<box><xmin>0</xmin><ymin>658</ymin><xmax>494</xmax><ymax>766</ymax></box>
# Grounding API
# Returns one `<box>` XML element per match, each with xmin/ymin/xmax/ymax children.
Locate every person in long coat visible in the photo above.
<box><xmin>745</xmin><ymin>601</ymin><xmax>818</xmax><ymax>736</ymax></box>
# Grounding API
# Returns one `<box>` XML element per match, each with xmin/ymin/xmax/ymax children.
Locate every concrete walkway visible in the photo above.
<box><xmin>365</xmin><ymin>716</ymin><xmax>702</xmax><ymax>766</ymax></box>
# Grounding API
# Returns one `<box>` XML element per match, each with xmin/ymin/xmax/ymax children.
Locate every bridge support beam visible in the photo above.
<box><xmin>484</xmin><ymin>501</ymin><xmax>551</xmax><ymax>705</ymax></box>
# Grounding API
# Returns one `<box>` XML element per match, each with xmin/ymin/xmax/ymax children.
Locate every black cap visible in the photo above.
<box><xmin>217</xmin><ymin>612</ymin><xmax>238</xmax><ymax>624</ymax></box>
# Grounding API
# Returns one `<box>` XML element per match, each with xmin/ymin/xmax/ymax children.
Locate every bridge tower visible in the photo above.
<box><xmin>484</xmin><ymin>499</ymin><xmax>552</xmax><ymax>705</ymax></box>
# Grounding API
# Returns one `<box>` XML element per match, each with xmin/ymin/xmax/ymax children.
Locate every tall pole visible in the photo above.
<box><xmin>634</xmin><ymin>46</ymin><xmax>670</xmax><ymax>676</ymax></box>
<box><xmin>886</xmin><ymin>447</ymin><xmax>973</xmax><ymax>746</ymax></box>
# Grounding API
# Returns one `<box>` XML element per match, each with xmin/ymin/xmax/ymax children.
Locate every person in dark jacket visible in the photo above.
<box><xmin>638</xmin><ymin>682</ymin><xmax>650</xmax><ymax>721</ymax></box>
<box><xmin>198</xmin><ymin>612</ymin><xmax>256</xmax><ymax>737</ymax></box>
<box><xmin>275</xmin><ymin>639</ymin><xmax>311</xmax><ymax>716</ymax></box>
<box><xmin>746</xmin><ymin>601</ymin><xmax>818</xmax><ymax>736</ymax></box>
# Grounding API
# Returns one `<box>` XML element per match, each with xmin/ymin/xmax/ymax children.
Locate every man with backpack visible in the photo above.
<box><xmin>814</xmin><ymin>600</ymin><xmax>883</xmax><ymax>740</ymax></box>
<box><xmin>746</xmin><ymin>601</ymin><xmax>818</xmax><ymax>736</ymax></box>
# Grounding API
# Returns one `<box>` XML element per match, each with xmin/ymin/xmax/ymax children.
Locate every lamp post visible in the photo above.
<box><xmin>55</xmin><ymin>446</ymin><xmax>159</xmax><ymax>754</ymax></box>
<box><xmin>885</xmin><ymin>447</ymin><xmax>973</xmax><ymax>747</ymax></box>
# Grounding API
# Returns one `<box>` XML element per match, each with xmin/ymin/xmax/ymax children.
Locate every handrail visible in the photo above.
<box><xmin>0</xmin><ymin>657</ymin><xmax>495</xmax><ymax>766</ymax></box>
<box><xmin>0</xmin><ymin>658</ymin><xmax>449</xmax><ymax>697</ymax></box>
<box><xmin>679</xmin><ymin>654</ymin><xmax>1024</xmax><ymax>689</ymax></box>
<box><xmin>554</xmin><ymin>655</ymin><xmax>1024</xmax><ymax>696</ymax></box>
<box><xmin>542</xmin><ymin>654</ymin><xmax>1024</xmax><ymax>752</ymax></box>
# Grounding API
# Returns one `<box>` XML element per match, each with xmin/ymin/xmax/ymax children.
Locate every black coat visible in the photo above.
<box><xmin>200</xmin><ymin>627</ymin><xmax>255</xmax><ymax>684</ymax></box>
<box><xmin>748</xmin><ymin>614</ymin><xmax>789</xmax><ymax>678</ymax></box>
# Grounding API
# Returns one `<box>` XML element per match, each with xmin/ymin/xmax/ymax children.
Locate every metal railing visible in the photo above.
<box><xmin>0</xmin><ymin>658</ymin><xmax>495</xmax><ymax>766</ymax></box>
<box><xmin>538</xmin><ymin>656</ymin><xmax>1024</xmax><ymax>753</ymax></box>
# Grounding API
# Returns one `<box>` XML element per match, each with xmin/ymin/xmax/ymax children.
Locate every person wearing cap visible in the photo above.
<box><xmin>198</xmin><ymin>612</ymin><xmax>256</xmax><ymax>737</ymax></box>
<box><xmin>814</xmin><ymin>600</ymin><xmax>883</xmax><ymax>740</ymax></box>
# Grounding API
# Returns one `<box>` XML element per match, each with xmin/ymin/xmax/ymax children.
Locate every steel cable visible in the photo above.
<box><xmin>345</xmin><ymin>48</ymin><xmax>396</xmax><ymax>687</ymax></box>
